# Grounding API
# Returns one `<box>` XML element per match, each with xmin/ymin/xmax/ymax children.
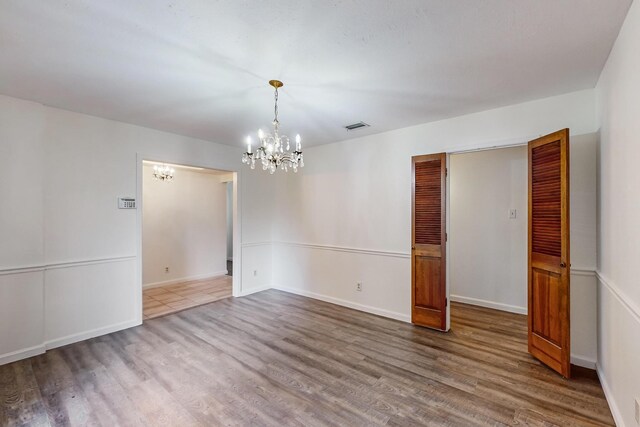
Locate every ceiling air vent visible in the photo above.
<box><xmin>344</xmin><ymin>121</ymin><xmax>370</xmax><ymax>131</ymax></box>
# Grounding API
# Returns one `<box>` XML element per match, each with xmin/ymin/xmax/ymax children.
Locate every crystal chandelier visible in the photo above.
<box><xmin>242</xmin><ymin>80</ymin><xmax>304</xmax><ymax>174</ymax></box>
<box><xmin>152</xmin><ymin>164</ymin><xmax>175</xmax><ymax>182</ymax></box>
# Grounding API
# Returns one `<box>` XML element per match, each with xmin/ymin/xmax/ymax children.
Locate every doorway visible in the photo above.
<box><xmin>449</xmin><ymin>146</ymin><xmax>528</xmax><ymax>316</ymax></box>
<box><xmin>450</xmin><ymin>139</ymin><xmax>573</xmax><ymax>377</ymax></box>
<box><xmin>140</xmin><ymin>161</ymin><xmax>235</xmax><ymax>320</ymax></box>
<box><xmin>225</xmin><ymin>181</ymin><xmax>233</xmax><ymax>276</ymax></box>
<box><xmin>412</xmin><ymin>130</ymin><xmax>573</xmax><ymax>378</ymax></box>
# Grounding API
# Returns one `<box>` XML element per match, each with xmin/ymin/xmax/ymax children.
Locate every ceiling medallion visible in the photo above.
<box><xmin>242</xmin><ymin>80</ymin><xmax>304</xmax><ymax>174</ymax></box>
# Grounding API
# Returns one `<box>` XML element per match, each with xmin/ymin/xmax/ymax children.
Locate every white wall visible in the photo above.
<box><xmin>595</xmin><ymin>0</ymin><xmax>640</xmax><ymax>425</ymax></box>
<box><xmin>0</xmin><ymin>94</ymin><xmax>275</xmax><ymax>365</ymax></box>
<box><xmin>226</xmin><ymin>182</ymin><xmax>233</xmax><ymax>262</ymax></box>
<box><xmin>272</xmin><ymin>89</ymin><xmax>599</xmax><ymax>366</ymax></box>
<box><xmin>142</xmin><ymin>165</ymin><xmax>228</xmax><ymax>286</ymax></box>
<box><xmin>449</xmin><ymin>146</ymin><xmax>528</xmax><ymax>314</ymax></box>
<box><xmin>568</xmin><ymin>133</ymin><xmax>599</xmax><ymax>367</ymax></box>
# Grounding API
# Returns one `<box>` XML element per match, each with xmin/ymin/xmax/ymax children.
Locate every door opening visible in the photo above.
<box><xmin>414</xmin><ymin>129</ymin><xmax>571</xmax><ymax>378</ymax></box>
<box><xmin>140</xmin><ymin>161</ymin><xmax>236</xmax><ymax>320</ymax></box>
<box><xmin>225</xmin><ymin>180</ymin><xmax>233</xmax><ymax>277</ymax></box>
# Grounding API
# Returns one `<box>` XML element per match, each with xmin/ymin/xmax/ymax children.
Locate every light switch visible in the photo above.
<box><xmin>509</xmin><ymin>209</ymin><xmax>517</xmax><ymax>219</ymax></box>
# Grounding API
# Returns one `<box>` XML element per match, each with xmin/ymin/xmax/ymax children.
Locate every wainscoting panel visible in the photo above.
<box><xmin>240</xmin><ymin>243</ymin><xmax>273</xmax><ymax>296</ymax></box>
<box><xmin>0</xmin><ymin>271</ymin><xmax>45</xmax><ymax>365</ymax></box>
<box><xmin>272</xmin><ymin>242</ymin><xmax>411</xmax><ymax>322</ymax></box>
<box><xmin>44</xmin><ymin>257</ymin><xmax>139</xmax><ymax>349</ymax></box>
<box><xmin>596</xmin><ymin>272</ymin><xmax>640</xmax><ymax>427</ymax></box>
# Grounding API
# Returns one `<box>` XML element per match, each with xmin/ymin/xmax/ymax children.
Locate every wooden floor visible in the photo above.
<box><xmin>143</xmin><ymin>275</ymin><xmax>232</xmax><ymax>319</ymax></box>
<box><xmin>0</xmin><ymin>292</ymin><xmax>613</xmax><ymax>426</ymax></box>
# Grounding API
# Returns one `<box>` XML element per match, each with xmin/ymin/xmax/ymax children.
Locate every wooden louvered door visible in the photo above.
<box><xmin>412</xmin><ymin>153</ymin><xmax>447</xmax><ymax>331</ymax></box>
<box><xmin>528</xmin><ymin>129</ymin><xmax>571</xmax><ymax>378</ymax></box>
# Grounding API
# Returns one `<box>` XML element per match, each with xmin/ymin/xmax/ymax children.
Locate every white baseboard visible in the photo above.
<box><xmin>571</xmin><ymin>354</ymin><xmax>596</xmax><ymax>370</ymax></box>
<box><xmin>273</xmin><ymin>285</ymin><xmax>411</xmax><ymax>323</ymax></box>
<box><xmin>237</xmin><ymin>284</ymin><xmax>271</xmax><ymax>297</ymax></box>
<box><xmin>597</xmin><ymin>364</ymin><xmax>625</xmax><ymax>427</ymax></box>
<box><xmin>143</xmin><ymin>271</ymin><xmax>228</xmax><ymax>289</ymax></box>
<box><xmin>0</xmin><ymin>343</ymin><xmax>46</xmax><ymax>366</ymax></box>
<box><xmin>44</xmin><ymin>319</ymin><xmax>141</xmax><ymax>351</ymax></box>
<box><xmin>450</xmin><ymin>294</ymin><xmax>527</xmax><ymax>315</ymax></box>
<box><xmin>0</xmin><ymin>319</ymin><xmax>141</xmax><ymax>366</ymax></box>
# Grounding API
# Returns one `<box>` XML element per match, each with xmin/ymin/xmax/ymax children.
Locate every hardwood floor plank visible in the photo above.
<box><xmin>0</xmin><ymin>292</ymin><xmax>614</xmax><ymax>426</ymax></box>
<box><xmin>143</xmin><ymin>275</ymin><xmax>232</xmax><ymax>319</ymax></box>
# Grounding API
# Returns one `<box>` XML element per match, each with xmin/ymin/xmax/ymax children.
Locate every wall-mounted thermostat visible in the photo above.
<box><xmin>118</xmin><ymin>197</ymin><xmax>136</xmax><ymax>209</ymax></box>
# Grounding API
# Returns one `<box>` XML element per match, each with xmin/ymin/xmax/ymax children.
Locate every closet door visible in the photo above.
<box><xmin>528</xmin><ymin>129</ymin><xmax>571</xmax><ymax>378</ymax></box>
<box><xmin>412</xmin><ymin>153</ymin><xmax>447</xmax><ymax>331</ymax></box>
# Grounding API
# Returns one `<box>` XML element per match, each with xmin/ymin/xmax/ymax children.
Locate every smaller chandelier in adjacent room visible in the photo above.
<box><xmin>242</xmin><ymin>80</ymin><xmax>304</xmax><ymax>174</ymax></box>
<box><xmin>152</xmin><ymin>164</ymin><xmax>175</xmax><ymax>182</ymax></box>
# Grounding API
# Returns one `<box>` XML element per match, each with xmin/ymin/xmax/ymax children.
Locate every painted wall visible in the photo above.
<box><xmin>449</xmin><ymin>146</ymin><xmax>528</xmax><ymax>314</ymax></box>
<box><xmin>142</xmin><ymin>165</ymin><xmax>227</xmax><ymax>286</ymax></box>
<box><xmin>226</xmin><ymin>182</ymin><xmax>233</xmax><ymax>262</ymax></box>
<box><xmin>595</xmin><ymin>0</ymin><xmax>640</xmax><ymax>425</ymax></box>
<box><xmin>0</xmin><ymin>94</ymin><xmax>274</xmax><ymax>365</ymax></box>
<box><xmin>272</xmin><ymin>89</ymin><xmax>599</xmax><ymax>367</ymax></box>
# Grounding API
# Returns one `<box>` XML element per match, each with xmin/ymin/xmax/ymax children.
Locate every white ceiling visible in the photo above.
<box><xmin>0</xmin><ymin>1</ymin><xmax>632</xmax><ymax>147</ymax></box>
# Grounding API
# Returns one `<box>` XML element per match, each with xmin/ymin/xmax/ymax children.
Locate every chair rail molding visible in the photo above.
<box><xmin>0</xmin><ymin>255</ymin><xmax>137</xmax><ymax>276</ymax></box>
<box><xmin>273</xmin><ymin>241</ymin><xmax>411</xmax><ymax>259</ymax></box>
<box><xmin>596</xmin><ymin>270</ymin><xmax>640</xmax><ymax>323</ymax></box>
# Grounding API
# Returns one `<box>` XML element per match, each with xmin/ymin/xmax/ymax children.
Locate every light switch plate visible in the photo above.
<box><xmin>509</xmin><ymin>209</ymin><xmax>517</xmax><ymax>219</ymax></box>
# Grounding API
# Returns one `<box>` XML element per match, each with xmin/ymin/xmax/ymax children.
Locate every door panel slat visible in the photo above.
<box><xmin>412</xmin><ymin>153</ymin><xmax>447</xmax><ymax>331</ymax></box>
<box><xmin>414</xmin><ymin>160</ymin><xmax>442</xmax><ymax>246</ymax></box>
<box><xmin>528</xmin><ymin>129</ymin><xmax>570</xmax><ymax>378</ymax></box>
<box><xmin>531</xmin><ymin>140</ymin><xmax>562</xmax><ymax>257</ymax></box>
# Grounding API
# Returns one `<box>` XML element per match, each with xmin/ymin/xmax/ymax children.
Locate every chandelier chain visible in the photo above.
<box><xmin>274</xmin><ymin>86</ymin><xmax>279</xmax><ymax>124</ymax></box>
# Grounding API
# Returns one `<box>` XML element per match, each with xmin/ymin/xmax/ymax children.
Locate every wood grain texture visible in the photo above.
<box><xmin>528</xmin><ymin>129</ymin><xmax>571</xmax><ymax>378</ymax></box>
<box><xmin>412</xmin><ymin>153</ymin><xmax>447</xmax><ymax>331</ymax></box>
<box><xmin>0</xmin><ymin>293</ymin><xmax>612</xmax><ymax>426</ymax></box>
<box><xmin>531</xmin><ymin>141</ymin><xmax>562</xmax><ymax>257</ymax></box>
<box><xmin>413</xmin><ymin>159</ymin><xmax>443</xmax><ymax>246</ymax></box>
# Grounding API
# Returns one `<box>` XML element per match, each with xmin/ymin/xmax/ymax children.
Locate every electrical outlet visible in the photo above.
<box><xmin>356</xmin><ymin>282</ymin><xmax>362</xmax><ymax>292</ymax></box>
<box><xmin>635</xmin><ymin>398</ymin><xmax>639</xmax><ymax>424</ymax></box>
<box><xmin>509</xmin><ymin>209</ymin><xmax>517</xmax><ymax>219</ymax></box>
<box><xmin>253</xmin><ymin>270</ymin><xmax>258</xmax><ymax>277</ymax></box>
<box><xmin>165</xmin><ymin>267</ymin><xmax>169</xmax><ymax>273</ymax></box>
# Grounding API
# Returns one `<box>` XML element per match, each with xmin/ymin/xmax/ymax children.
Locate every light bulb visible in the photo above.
<box><xmin>295</xmin><ymin>134</ymin><xmax>301</xmax><ymax>144</ymax></box>
<box><xmin>258</xmin><ymin>129</ymin><xmax>264</xmax><ymax>139</ymax></box>
<box><xmin>246</xmin><ymin>135</ymin><xmax>252</xmax><ymax>153</ymax></box>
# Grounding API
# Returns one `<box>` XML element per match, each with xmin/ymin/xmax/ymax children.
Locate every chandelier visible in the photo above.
<box><xmin>242</xmin><ymin>80</ymin><xmax>304</xmax><ymax>174</ymax></box>
<box><xmin>152</xmin><ymin>164</ymin><xmax>175</xmax><ymax>182</ymax></box>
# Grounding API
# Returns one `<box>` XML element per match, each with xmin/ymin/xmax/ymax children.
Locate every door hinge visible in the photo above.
<box><xmin>445</xmin><ymin>168</ymin><xmax>448</xmax><ymax>177</ymax></box>
<box><xmin>445</xmin><ymin>298</ymin><xmax>448</xmax><ymax>306</ymax></box>
<box><xmin>445</xmin><ymin>232</ymin><xmax>448</xmax><ymax>242</ymax></box>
